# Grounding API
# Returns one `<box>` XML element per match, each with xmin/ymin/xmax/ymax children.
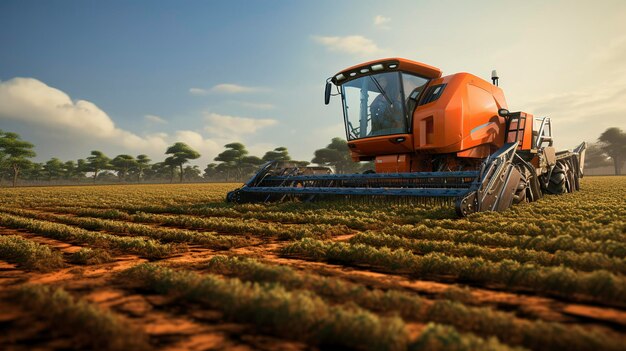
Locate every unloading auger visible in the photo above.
<box><xmin>227</xmin><ymin>58</ymin><xmax>586</xmax><ymax>217</ymax></box>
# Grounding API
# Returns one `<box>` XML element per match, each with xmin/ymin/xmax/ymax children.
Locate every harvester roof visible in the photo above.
<box><xmin>331</xmin><ymin>58</ymin><xmax>442</xmax><ymax>85</ymax></box>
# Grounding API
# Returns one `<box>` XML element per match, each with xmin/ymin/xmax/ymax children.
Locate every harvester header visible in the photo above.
<box><xmin>228</xmin><ymin>58</ymin><xmax>586</xmax><ymax>216</ymax></box>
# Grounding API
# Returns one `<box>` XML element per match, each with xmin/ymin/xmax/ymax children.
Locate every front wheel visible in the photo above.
<box><xmin>513</xmin><ymin>177</ymin><xmax>528</xmax><ymax>204</ymax></box>
<box><xmin>546</xmin><ymin>162</ymin><xmax>569</xmax><ymax>194</ymax></box>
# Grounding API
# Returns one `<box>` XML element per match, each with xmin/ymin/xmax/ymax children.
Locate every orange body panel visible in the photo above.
<box><xmin>411</xmin><ymin>73</ymin><xmax>508</xmax><ymax>155</ymax></box>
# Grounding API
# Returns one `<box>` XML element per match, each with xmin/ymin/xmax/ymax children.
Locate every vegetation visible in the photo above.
<box><xmin>0</xmin><ymin>235</ymin><xmax>64</xmax><ymax>271</ymax></box>
<box><xmin>597</xmin><ymin>127</ymin><xmax>626</xmax><ymax>175</ymax></box>
<box><xmin>0</xmin><ymin>177</ymin><xmax>624</xmax><ymax>350</ymax></box>
<box><xmin>0</xmin><ymin>212</ymin><xmax>180</xmax><ymax>259</ymax></box>
<box><xmin>205</xmin><ymin>255</ymin><xmax>622</xmax><ymax>351</ymax></box>
<box><xmin>15</xmin><ymin>285</ymin><xmax>149</xmax><ymax>350</ymax></box>
<box><xmin>282</xmin><ymin>238</ymin><xmax>626</xmax><ymax>307</ymax></box>
<box><xmin>69</xmin><ymin>247</ymin><xmax>114</xmax><ymax>265</ymax></box>
<box><xmin>0</xmin><ymin>130</ymin><xmax>36</xmax><ymax>186</ymax></box>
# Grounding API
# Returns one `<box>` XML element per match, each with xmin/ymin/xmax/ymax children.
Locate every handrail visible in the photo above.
<box><xmin>534</xmin><ymin>116</ymin><xmax>553</xmax><ymax>148</ymax></box>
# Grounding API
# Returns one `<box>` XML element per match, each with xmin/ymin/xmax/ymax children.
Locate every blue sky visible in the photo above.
<box><xmin>1</xmin><ymin>0</ymin><xmax>625</xmax><ymax>166</ymax></box>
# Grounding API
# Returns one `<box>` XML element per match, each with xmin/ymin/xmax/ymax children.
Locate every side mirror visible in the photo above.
<box><xmin>498</xmin><ymin>108</ymin><xmax>510</xmax><ymax>117</ymax></box>
<box><xmin>324</xmin><ymin>82</ymin><xmax>332</xmax><ymax>105</ymax></box>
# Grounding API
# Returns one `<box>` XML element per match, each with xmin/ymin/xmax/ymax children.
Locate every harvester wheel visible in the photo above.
<box><xmin>574</xmin><ymin>169</ymin><xmax>581</xmax><ymax>191</ymax></box>
<box><xmin>513</xmin><ymin>177</ymin><xmax>528</xmax><ymax>204</ymax></box>
<box><xmin>546</xmin><ymin>163</ymin><xmax>567</xmax><ymax>194</ymax></box>
<box><xmin>562</xmin><ymin>161</ymin><xmax>576</xmax><ymax>193</ymax></box>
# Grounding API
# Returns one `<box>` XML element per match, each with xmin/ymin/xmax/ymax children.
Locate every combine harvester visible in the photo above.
<box><xmin>227</xmin><ymin>58</ymin><xmax>586</xmax><ymax>216</ymax></box>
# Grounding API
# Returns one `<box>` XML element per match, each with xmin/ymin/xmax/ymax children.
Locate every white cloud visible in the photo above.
<box><xmin>204</xmin><ymin>112</ymin><xmax>278</xmax><ymax>137</ymax></box>
<box><xmin>312</xmin><ymin>35</ymin><xmax>382</xmax><ymax>56</ymax></box>
<box><xmin>211</xmin><ymin>83</ymin><xmax>267</xmax><ymax>94</ymax></box>
<box><xmin>0</xmin><ymin>78</ymin><xmax>280</xmax><ymax>165</ymax></box>
<box><xmin>144</xmin><ymin>114</ymin><xmax>167</xmax><ymax>124</ymax></box>
<box><xmin>239</xmin><ymin>101</ymin><xmax>276</xmax><ymax>110</ymax></box>
<box><xmin>0</xmin><ymin>77</ymin><xmax>168</xmax><ymax>152</ymax></box>
<box><xmin>189</xmin><ymin>87</ymin><xmax>209</xmax><ymax>96</ymax></box>
<box><xmin>374</xmin><ymin>15</ymin><xmax>391</xmax><ymax>29</ymax></box>
<box><xmin>189</xmin><ymin>84</ymin><xmax>269</xmax><ymax>95</ymax></box>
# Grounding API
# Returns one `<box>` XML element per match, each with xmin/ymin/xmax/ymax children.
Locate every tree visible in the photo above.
<box><xmin>262</xmin><ymin>146</ymin><xmax>291</xmax><ymax>162</ymax></box>
<box><xmin>584</xmin><ymin>143</ymin><xmax>611</xmax><ymax>169</ymax></box>
<box><xmin>203</xmin><ymin>163</ymin><xmax>220</xmax><ymax>180</ymax></box>
<box><xmin>165</xmin><ymin>142</ymin><xmax>201</xmax><ymax>183</ymax></box>
<box><xmin>598</xmin><ymin>127</ymin><xmax>626</xmax><ymax>175</ymax></box>
<box><xmin>111</xmin><ymin>154</ymin><xmax>137</xmax><ymax>182</ymax></box>
<box><xmin>214</xmin><ymin>142</ymin><xmax>251</xmax><ymax>181</ymax></box>
<box><xmin>163</xmin><ymin>156</ymin><xmax>179</xmax><ymax>183</ymax></box>
<box><xmin>76</xmin><ymin>159</ymin><xmax>88</xmax><ymax>181</ymax></box>
<box><xmin>239</xmin><ymin>155</ymin><xmax>264</xmax><ymax>179</ymax></box>
<box><xmin>183</xmin><ymin>165</ymin><xmax>202</xmax><ymax>181</ymax></box>
<box><xmin>311</xmin><ymin>137</ymin><xmax>360</xmax><ymax>174</ymax></box>
<box><xmin>43</xmin><ymin>158</ymin><xmax>65</xmax><ymax>181</ymax></box>
<box><xmin>135</xmin><ymin>154</ymin><xmax>151</xmax><ymax>182</ymax></box>
<box><xmin>23</xmin><ymin>162</ymin><xmax>44</xmax><ymax>182</ymax></box>
<box><xmin>0</xmin><ymin>131</ymin><xmax>36</xmax><ymax>186</ymax></box>
<box><xmin>63</xmin><ymin>160</ymin><xmax>77</xmax><ymax>181</ymax></box>
<box><xmin>86</xmin><ymin>151</ymin><xmax>111</xmax><ymax>183</ymax></box>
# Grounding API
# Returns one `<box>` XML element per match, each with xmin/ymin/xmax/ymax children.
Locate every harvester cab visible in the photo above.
<box><xmin>227</xmin><ymin>58</ymin><xmax>587</xmax><ymax>216</ymax></box>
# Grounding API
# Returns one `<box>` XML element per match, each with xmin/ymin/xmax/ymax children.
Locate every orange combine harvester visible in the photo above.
<box><xmin>228</xmin><ymin>58</ymin><xmax>586</xmax><ymax>216</ymax></box>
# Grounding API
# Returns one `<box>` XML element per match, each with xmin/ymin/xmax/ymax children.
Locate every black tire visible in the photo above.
<box><xmin>513</xmin><ymin>176</ymin><xmax>528</xmax><ymax>204</ymax></box>
<box><xmin>565</xmin><ymin>165</ymin><xmax>575</xmax><ymax>193</ymax></box>
<box><xmin>546</xmin><ymin>163</ymin><xmax>567</xmax><ymax>194</ymax></box>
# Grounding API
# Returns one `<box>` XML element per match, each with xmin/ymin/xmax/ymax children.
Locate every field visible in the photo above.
<box><xmin>0</xmin><ymin>177</ymin><xmax>624</xmax><ymax>351</ymax></box>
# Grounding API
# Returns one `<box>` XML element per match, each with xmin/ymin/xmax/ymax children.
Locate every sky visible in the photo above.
<box><xmin>1</xmin><ymin>0</ymin><xmax>625</xmax><ymax>167</ymax></box>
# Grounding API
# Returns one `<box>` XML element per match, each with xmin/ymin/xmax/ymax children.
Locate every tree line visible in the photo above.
<box><xmin>0</xmin><ymin>129</ymin><xmax>369</xmax><ymax>186</ymax></box>
<box><xmin>1</xmin><ymin>127</ymin><xmax>623</xmax><ymax>187</ymax></box>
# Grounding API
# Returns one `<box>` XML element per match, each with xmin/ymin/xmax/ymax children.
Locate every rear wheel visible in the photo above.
<box><xmin>546</xmin><ymin>163</ymin><xmax>566</xmax><ymax>194</ymax></box>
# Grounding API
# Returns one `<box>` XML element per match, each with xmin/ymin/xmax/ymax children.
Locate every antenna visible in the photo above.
<box><xmin>491</xmin><ymin>70</ymin><xmax>499</xmax><ymax>86</ymax></box>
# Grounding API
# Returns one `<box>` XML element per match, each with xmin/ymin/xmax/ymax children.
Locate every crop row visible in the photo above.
<box><xmin>120</xmin><ymin>263</ymin><xmax>520</xmax><ymax>351</ymax></box>
<box><xmin>14</xmin><ymin>284</ymin><xmax>149</xmax><ymax>350</ymax></box>
<box><xmin>130</xmin><ymin>212</ymin><xmax>350</xmax><ymax>239</ymax></box>
<box><xmin>350</xmin><ymin>232</ymin><xmax>626</xmax><ymax>274</ymax></box>
<box><xmin>40</xmin><ymin>204</ymin><xmax>383</xmax><ymax>230</ymax></box>
<box><xmin>0</xmin><ymin>213</ymin><xmax>179</xmax><ymax>259</ymax></box>
<box><xmin>0</xmin><ymin>208</ymin><xmax>251</xmax><ymax>249</ymax></box>
<box><xmin>380</xmin><ymin>224</ymin><xmax>626</xmax><ymax>258</ymax></box>
<box><xmin>5</xmin><ymin>207</ymin><xmax>352</xmax><ymax>240</ymax></box>
<box><xmin>282</xmin><ymin>238</ymin><xmax>626</xmax><ymax>307</ymax></box>
<box><xmin>0</xmin><ymin>235</ymin><xmax>65</xmax><ymax>271</ymax></box>
<box><xmin>206</xmin><ymin>255</ymin><xmax>620</xmax><ymax>351</ymax></box>
<box><xmin>425</xmin><ymin>218</ymin><xmax>625</xmax><ymax>243</ymax></box>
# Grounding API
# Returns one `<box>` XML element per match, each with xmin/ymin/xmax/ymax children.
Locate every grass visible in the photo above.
<box><xmin>350</xmin><ymin>232</ymin><xmax>626</xmax><ymax>274</ymax></box>
<box><xmin>121</xmin><ymin>263</ymin><xmax>409</xmax><ymax>351</ymax></box>
<box><xmin>282</xmin><ymin>238</ymin><xmax>626</xmax><ymax>307</ymax></box>
<box><xmin>14</xmin><ymin>284</ymin><xmax>149</xmax><ymax>350</ymax></box>
<box><xmin>205</xmin><ymin>255</ymin><xmax>622</xmax><ymax>351</ymax></box>
<box><xmin>0</xmin><ymin>235</ymin><xmax>65</xmax><ymax>271</ymax></box>
<box><xmin>0</xmin><ymin>212</ymin><xmax>181</xmax><ymax>259</ymax></box>
<box><xmin>69</xmin><ymin>247</ymin><xmax>114</xmax><ymax>265</ymax></box>
<box><xmin>0</xmin><ymin>207</ymin><xmax>251</xmax><ymax>249</ymax></box>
